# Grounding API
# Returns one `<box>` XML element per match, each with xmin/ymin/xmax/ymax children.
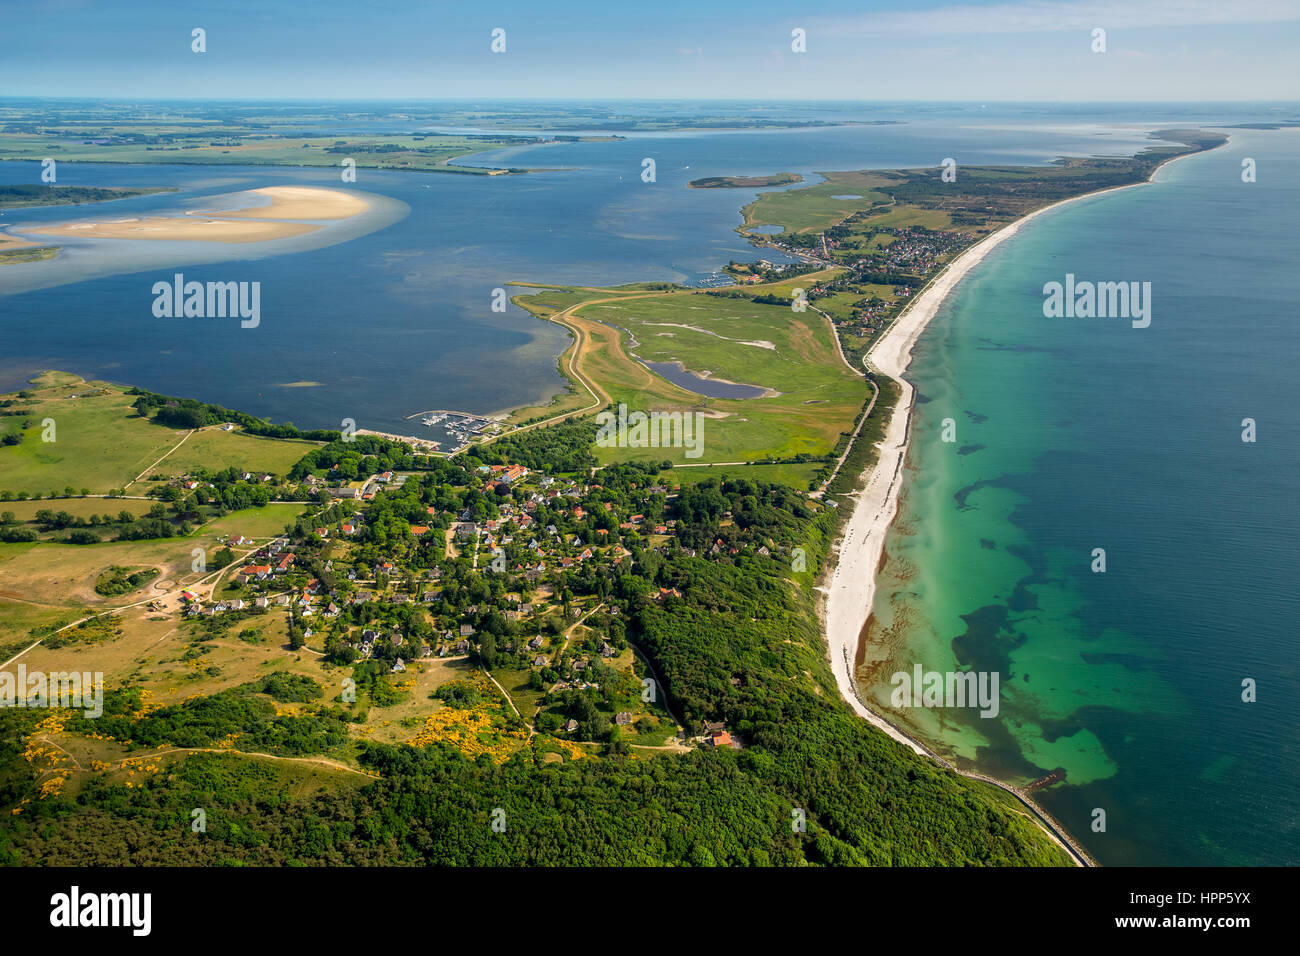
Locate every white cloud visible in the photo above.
<box><xmin>817</xmin><ymin>0</ymin><xmax>1300</xmax><ymax>37</ymax></box>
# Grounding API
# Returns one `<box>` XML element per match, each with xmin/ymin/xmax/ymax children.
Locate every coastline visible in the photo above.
<box><xmin>818</xmin><ymin>143</ymin><xmax>1223</xmax><ymax>868</ymax></box>
<box><xmin>819</xmin><ymin>192</ymin><xmax>1116</xmax><ymax>866</ymax></box>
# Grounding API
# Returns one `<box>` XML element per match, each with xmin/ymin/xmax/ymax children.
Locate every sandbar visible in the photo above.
<box><xmin>26</xmin><ymin>216</ymin><xmax>321</xmax><ymax>243</ymax></box>
<box><xmin>21</xmin><ymin>186</ymin><xmax>369</xmax><ymax>244</ymax></box>
<box><xmin>206</xmin><ymin>186</ymin><xmax>371</xmax><ymax>221</ymax></box>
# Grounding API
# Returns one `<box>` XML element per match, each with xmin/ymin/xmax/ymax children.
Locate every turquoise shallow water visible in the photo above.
<box><xmin>863</xmin><ymin>128</ymin><xmax>1300</xmax><ymax>866</ymax></box>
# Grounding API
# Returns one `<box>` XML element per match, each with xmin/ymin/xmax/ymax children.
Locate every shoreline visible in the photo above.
<box><xmin>818</xmin><ymin>143</ymin><xmax>1223</xmax><ymax>868</ymax></box>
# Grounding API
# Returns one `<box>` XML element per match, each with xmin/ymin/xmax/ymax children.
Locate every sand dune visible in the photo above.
<box><xmin>28</xmin><ymin>216</ymin><xmax>321</xmax><ymax>243</ymax></box>
<box><xmin>22</xmin><ymin>186</ymin><xmax>367</xmax><ymax>244</ymax></box>
<box><xmin>207</xmin><ymin>186</ymin><xmax>371</xmax><ymax>221</ymax></box>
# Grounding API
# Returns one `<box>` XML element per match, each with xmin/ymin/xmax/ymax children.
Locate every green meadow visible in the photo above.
<box><xmin>741</xmin><ymin>170</ymin><xmax>895</xmax><ymax>234</ymax></box>
<box><xmin>567</xmin><ymin>289</ymin><xmax>866</xmax><ymax>465</ymax></box>
<box><xmin>0</xmin><ymin>373</ymin><xmax>320</xmax><ymax>497</ymax></box>
<box><xmin>657</xmin><ymin>461</ymin><xmax>825</xmax><ymax>489</ymax></box>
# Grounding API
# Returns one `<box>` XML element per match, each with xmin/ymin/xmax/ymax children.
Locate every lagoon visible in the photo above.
<box><xmin>0</xmin><ymin>105</ymin><xmax>1192</xmax><ymax>437</ymax></box>
<box><xmin>640</xmin><ymin>360</ymin><xmax>769</xmax><ymax>399</ymax></box>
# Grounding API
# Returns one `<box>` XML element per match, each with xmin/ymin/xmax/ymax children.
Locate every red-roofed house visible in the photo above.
<box><xmin>237</xmin><ymin>564</ymin><xmax>272</xmax><ymax>584</ymax></box>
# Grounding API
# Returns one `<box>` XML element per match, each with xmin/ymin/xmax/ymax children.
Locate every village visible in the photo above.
<box><xmin>172</xmin><ymin>452</ymin><xmax>760</xmax><ymax>754</ymax></box>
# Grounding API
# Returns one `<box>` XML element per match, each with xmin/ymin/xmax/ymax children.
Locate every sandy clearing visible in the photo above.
<box><xmin>0</xmin><ymin>232</ymin><xmax>44</xmax><ymax>251</ymax></box>
<box><xmin>209</xmin><ymin>186</ymin><xmax>372</xmax><ymax>221</ymax></box>
<box><xmin>25</xmin><ymin>216</ymin><xmax>321</xmax><ymax>243</ymax></box>
<box><xmin>21</xmin><ymin>186</ymin><xmax>368</xmax><ymax>244</ymax></box>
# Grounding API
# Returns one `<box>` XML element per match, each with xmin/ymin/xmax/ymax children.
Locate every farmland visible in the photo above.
<box><xmin>0</xmin><ymin>102</ymin><xmax>621</xmax><ymax>175</ymax></box>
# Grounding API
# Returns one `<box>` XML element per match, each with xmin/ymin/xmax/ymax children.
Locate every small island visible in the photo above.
<box><xmin>0</xmin><ymin>241</ymin><xmax>58</xmax><ymax>264</ymax></box>
<box><xmin>0</xmin><ymin>184</ymin><xmax>174</xmax><ymax>209</ymax></box>
<box><xmin>1</xmin><ymin>185</ymin><xmax>177</xmax><ymax>263</ymax></box>
<box><xmin>687</xmin><ymin>172</ymin><xmax>803</xmax><ymax>189</ymax></box>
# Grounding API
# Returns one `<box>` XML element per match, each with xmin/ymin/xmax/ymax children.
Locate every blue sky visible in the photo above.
<box><xmin>1</xmin><ymin>0</ymin><xmax>1297</xmax><ymax>101</ymax></box>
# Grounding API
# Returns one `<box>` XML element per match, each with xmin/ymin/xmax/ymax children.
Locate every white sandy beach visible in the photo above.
<box><xmin>208</xmin><ymin>186</ymin><xmax>372</xmax><ymax>221</ymax></box>
<box><xmin>821</xmin><ymin>180</ymin><xmax>1167</xmax><ymax>755</ymax></box>
<box><xmin>815</xmin><ymin>186</ymin><xmax>1162</xmax><ymax>867</ymax></box>
<box><xmin>814</xmin><ymin>148</ymin><xmax>1227</xmax><ymax>868</ymax></box>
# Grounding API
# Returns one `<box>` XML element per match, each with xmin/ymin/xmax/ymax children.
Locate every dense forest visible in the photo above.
<box><xmin>0</xmin><ymin>421</ymin><xmax>1069</xmax><ymax>865</ymax></box>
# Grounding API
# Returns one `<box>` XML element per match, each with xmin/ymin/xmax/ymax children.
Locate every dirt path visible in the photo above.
<box><xmin>124</xmin><ymin>428</ymin><xmax>195</xmax><ymax>490</ymax></box>
<box><xmin>0</xmin><ymin>538</ymin><xmax>267</xmax><ymax>669</ymax></box>
<box><xmin>627</xmin><ymin>643</ymin><xmax>685</xmax><ymax>735</ymax></box>
<box><xmin>483</xmin><ymin>668</ymin><xmax>524</xmax><ymax>723</ymax></box>
<box><xmin>809</xmin><ymin>302</ymin><xmax>859</xmax><ymax>378</ymax></box>
<box><xmin>556</xmin><ymin>601</ymin><xmax>605</xmax><ymax>657</ymax></box>
<box><xmin>138</xmin><ymin>746</ymin><xmax>378</xmax><ymax>778</ymax></box>
<box><xmin>476</xmin><ymin>297</ymin><xmax>625</xmax><ymax>442</ymax></box>
<box><xmin>1</xmin><ymin>496</ymin><xmax>338</xmax><ymax>670</ymax></box>
<box><xmin>812</xmin><ymin>368</ymin><xmax>878</xmax><ymax>498</ymax></box>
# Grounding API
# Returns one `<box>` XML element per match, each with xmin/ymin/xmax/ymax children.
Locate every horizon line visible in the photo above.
<box><xmin>2</xmin><ymin>95</ymin><xmax>1298</xmax><ymax>106</ymax></box>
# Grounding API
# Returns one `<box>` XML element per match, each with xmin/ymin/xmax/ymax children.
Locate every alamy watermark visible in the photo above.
<box><xmin>50</xmin><ymin>886</ymin><xmax>150</xmax><ymax>936</ymax></box>
<box><xmin>1</xmin><ymin>664</ymin><xmax>103</xmax><ymax>718</ymax></box>
<box><xmin>595</xmin><ymin>403</ymin><xmax>705</xmax><ymax>459</ymax></box>
<box><xmin>890</xmin><ymin>664</ymin><xmax>1000</xmax><ymax>718</ymax></box>
<box><xmin>152</xmin><ymin>274</ymin><xmax>260</xmax><ymax>328</ymax></box>
<box><xmin>1042</xmin><ymin>273</ymin><xmax>1151</xmax><ymax>328</ymax></box>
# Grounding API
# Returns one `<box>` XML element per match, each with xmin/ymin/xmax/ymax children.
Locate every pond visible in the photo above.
<box><xmin>641</xmin><ymin>360</ymin><xmax>769</xmax><ymax>399</ymax></box>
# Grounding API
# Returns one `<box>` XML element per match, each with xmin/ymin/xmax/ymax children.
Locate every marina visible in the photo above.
<box><xmin>405</xmin><ymin>408</ymin><xmax>500</xmax><ymax>453</ymax></box>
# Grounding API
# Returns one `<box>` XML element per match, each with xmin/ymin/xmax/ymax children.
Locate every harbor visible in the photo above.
<box><xmin>404</xmin><ymin>408</ymin><xmax>502</xmax><ymax>453</ymax></box>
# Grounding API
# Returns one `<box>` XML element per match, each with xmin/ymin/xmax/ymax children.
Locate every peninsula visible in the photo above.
<box><xmin>0</xmin><ymin>125</ymin><xmax>1229</xmax><ymax>870</ymax></box>
<box><xmin>688</xmin><ymin>172</ymin><xmax>802</xmax><ymax>189</ymax></box>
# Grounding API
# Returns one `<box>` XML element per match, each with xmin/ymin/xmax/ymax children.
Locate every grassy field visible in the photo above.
<box><xmin>200</xmin><ymin>504</ymin><xmax>304</xmax><ymax>540</ymax></box>
<box><xmin>741</xmin><ymin>170</ymin><xmax>896</xmax><ymax>234</ymax></box>
<box><xmin>147</xmin><ymin>428</ymin><xmax>318</xmax><ymax>479</ymax></box>
<box><xmin>0</xmin><ymin>373</ymin><xmax>181</xmax><ymax>494</ymax></box>
<box><xmin>690</xmin><ymin>172</ymin><xmax>802</xmax><ymax>189</ymax></box>
<box><xmin>0</xmin><ymin>503</ymin><xmax>305</xmax><ymax>609</ymax></box>
<box><xmin>0</xmin><ymin>128</ymin><xmax>609</xmax><ymax>175</ymax></box>
<box><xmin>0</xmin><ymin>497</ymin><xmax>157</xmax><ymax>522</ymax></box>
<box><xmin>493</xmin><ymin>666</ymin><xmax>547</xmax><ymax>721</ymax></box>
<box><xmin>0</xmin><ymin>598</ymin><xmax>77</xmax><ymax>663</ymax></box>
<box><xmin>1</xmin><ymin>536</ymin><xmax>202</xmax><ymax>609</ymax></box>
<box><xmin>573</xmin><ymin>288</ymin><xmax>866</xmax><ymax>464</ymax></box>
<box><xmin>498</xmin><ymin>268</ymin><xmax>867</xmax><ymax>466</ymax></box>
<box><xmin>0</xmin><ymin>185</ymin><xmax>173</xmax><ymax>209</ymax></box>
<box><xmin>0</xmin><ymin>245</ymin><xmax>59</xmax><ymax>264</ymax></box>
<box><xmin>655</xmin><ymin>461</ymin><xmax>825</xmax><ymax>489</ymax></box>
<box><xmin>0</xmin><ymin>131</ymin><xmax>511</xmax><ymax>173</ymax></box>
<box><xmin>0</xmin><ymin>372</ymin><xmax>321</xmax><ymax>495</ymax></box>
